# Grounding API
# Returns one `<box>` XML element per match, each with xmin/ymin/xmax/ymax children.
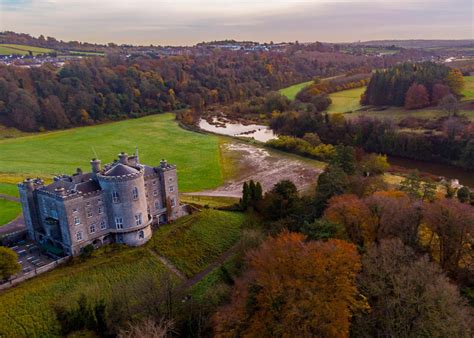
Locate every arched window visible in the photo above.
<box><xmin>138</xmin><ymin>230</ymin><xmax>144</xmax><ymax>239</ymax></box>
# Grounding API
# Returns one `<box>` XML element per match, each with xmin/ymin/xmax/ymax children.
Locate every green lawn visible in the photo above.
<box><xmin>0</xmin><ymin>208</ymin><xmax>248</xmax><ymax>336</ymax></box>
<box><xmin>462</xmin><ymin>76</ymin><xmax>474</xmax><ymax>101</ymax></box>
<box><xmin>0</xmin><ymin>113</ymin><xmax>223</xmax><ymax>192</ymax></box>
<box><xmin>279</xmin><ymin>80</ymin><xmax>314</xmax><ymax>100</ymax></box>
<box><xmin>147</xmin><ymin>209</ymin><xmax>245</xmax><ymax>277</ymax></box>
<box><xmin>0</xmin><ymin>199</ymin><xmax>21</xmax><ymax>226</ymax></box>
<box><xmin>328</xmin><ymin>87</ymin><xmax>365</xmax><ymax>113</ymax></box>
<box><xmin>0</xmin><ymin>44</ymin><xmax>54</xmax><ymax>56</ymax></box>
<box><xmin>0</xmin><ymin>183</ymin><xmax>19</xmax><ymax>197</ymax></box>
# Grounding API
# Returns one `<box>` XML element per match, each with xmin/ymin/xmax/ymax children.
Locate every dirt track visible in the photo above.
<box><xmin>187</xmin><ymin>142</ymin><xmax>324</xmax><ymax>198</ymax></box>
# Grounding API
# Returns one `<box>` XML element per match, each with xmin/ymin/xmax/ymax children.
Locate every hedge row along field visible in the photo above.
<box><xmin>0</xmin><ymin>113</ymin><xmax>223</xmax><ymax>192</ymax></box>
<box><xmin>148</xmin><ymin>209</ymin><xmax>245</xmax><ymax>277</ymax></box>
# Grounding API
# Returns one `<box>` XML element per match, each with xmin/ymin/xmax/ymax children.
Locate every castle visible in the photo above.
<box><xmin>18</xmin><ymin>152</ymin><xmax>187</xmax><ymax>256</ymax></box>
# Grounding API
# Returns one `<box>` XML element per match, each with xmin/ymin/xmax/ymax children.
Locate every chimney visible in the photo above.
<box><xmin>118</xmin><ymin>152</ymin><xmax>128</xmax><ymax>165</ymax></box>
<box><xmin>91</xmin><ymin>158</ymin><xmax>101</xmax><ymax>178</ymax></box>
<box><xmin>24</xmin><ymin>178</ymin><xmax>34</xmax><ymax>192</ymax></box>
<box><xmin>160</xmin><ymin>159</ymin><xmax>168</xmax><ymax>168</ymax></box>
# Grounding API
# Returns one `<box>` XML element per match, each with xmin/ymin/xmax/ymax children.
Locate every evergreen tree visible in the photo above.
<box><xmin>241</xmin><ymin>182</ymin><xmax>250</xmax><ymax>210</ymax></box>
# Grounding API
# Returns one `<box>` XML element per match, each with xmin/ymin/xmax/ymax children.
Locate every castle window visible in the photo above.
<box><xmin>117</xmin><ymin>234</ymin><xmax>124</xmax><ymax>243</ymax></box>
<box><xmin>112</xmin><ymin>190</ymin><xmax>120</xmax><ymax>203</ymax></box>
<box><xmin>135</xmin><ymin>213</ymin><xmax>142</xmax><ymax>226</ymax></box>
<box><xmin>74</xmin><ymin>216</ymin><xmax>81</xmax><ymax>225</ymax></box>
<box><xmin>98</xmin><ymin>206</ymin><xmax>103</xmax><ymax>214</ymax></box>
<box><xmin>90</xmin><ymin>224</ymin><xmax>96</xmax><ymax>233</ymax></box>
<box><xmin>100</xmin><ymin>219</ymin><xmax>107</xmax><ymax>230</ymax></box>
<box><xmin>155</xmin><ymin>200</ymin><xmax>161</xmax><ymax>210</ymax></box>
<box><xmin>86</xmin><ymin>201</ymin><xmax>91</xmax><ymax>207</ymax></box>
<box><xmin>115</xmin><ymin>217</ymin><xmax>123</xmax><ymax>229</ymax></box>
<box><xmin>171</xmin><ymin>198</ymin><xmax>176</xmax><ymax>207</ymax></box>
<box><xmin>51</xmin><ymin>209</ymin><xmax>58</xmax><ymax>219</ymax></box>
<box><xmin>169</xmin><ymin>177</ymin><xmax>173</xmax><ymax>182</ymax></box>
<box><xmin>76</xmin><ymin>231</ymin><xmax>83</xmax><ymax>241</ymax></box>
<box><xmin>132</xmin><ymin>187</ymin><xmax>139</xmax><ymax>200</ymax></box>
<box><xmin>153</xmin><ymin>190</ymin><xmax>158</xmax><ymax>196</ymax></box>
<box><xmin>152</xmin><ymin>180</ymin><xmax>157</xmax><ymax>185</ymax></box>
<box><xmin>87</xmin><ymin>209</ymin><xmax>93</xmax><ymax>218</ymax></box>
<box><xmin>138</xmin><ymin>230</ymin><xmax>145</xmax><ymax>239</ymax></box>
<box><xmin>73</xmin><ymin>208</ymin><xmax>78</xmax><ymax>213</ymax></box>
<box><xmin>98</xmin><ymin>198</ymin><xmax>102</xmax><ymax>204</ymax></box>
<box><xmin>169</xmin><ymin>185</ymin><xmax>174</xmax><ymax>192</ymax></box>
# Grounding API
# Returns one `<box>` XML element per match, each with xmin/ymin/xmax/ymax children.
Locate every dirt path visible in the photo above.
<box><xmin>186</xmin><ymin>142</ymin><xmax>324</xmax><ymax>198</ymax></box>
<box><xmin>148</xmin><ymin>248</ymin><xmax>186</xmax><ymax>280</ymax></box>
<box><xmin>0</xmin><ymin>194</ymin><xmax>20</xmax><ymax>202</ymax></box>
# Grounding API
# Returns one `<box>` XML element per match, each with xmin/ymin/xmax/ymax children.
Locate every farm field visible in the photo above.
<box><xmin>0</xmin><ymin>208</ymin><xmax>248</xmax><ymax>336</ymax></box>
<box><xmin>279</xmin><ymin>80</ymin><xmax>313</xmax><ymax>100</ymax></box>
<box><xmin>0</xmin><ymin>113</ymin><xmax>223</xmax><ymax>192</ymax></box>
<box><xmin>147</xmin><ymin>209</ymin><xmax>245</xmax><ymax>277</ymax></box>
<box><xmin>328</xmin><ymin>87</ymin><xmax>364</xmax><ymax>113</ymax></box>
<box><xmin>462</xmin><ymin>76</ymin><xmax>474</xmax><ymax>101</ymax></box>
<box><xmin>0</xmin><ymin>199</ymin><xmax>21</xmax><ymax>226</ymax></box>
<box><xmin>0</xmin><ymin>44</ymin><xmax>54</xmax><ymax>56</ymax></box>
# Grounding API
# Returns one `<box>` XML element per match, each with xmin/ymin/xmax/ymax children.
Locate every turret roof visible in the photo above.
<box><xmin>104</xmin><ymin>163</ymin><xmax>139</xmax><ymax>177</ymax></box>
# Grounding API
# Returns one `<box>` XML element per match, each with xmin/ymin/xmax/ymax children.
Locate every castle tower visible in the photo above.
<box><xmin>96</xmin><ymin>154</ymin><xmax>152</xmax><ymax>246</ymax></box>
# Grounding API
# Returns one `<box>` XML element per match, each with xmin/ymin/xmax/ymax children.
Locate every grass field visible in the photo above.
<box><xmin>279</xmin><ymin>80</ymin><xmax>313</xmax><ymax>100</ymax></box>
<box><xmin>328</xmin><ymin>87</ymin><xmax>364</xmax><ymax>113</ymax></box>
<box><xmin>345</xmin><ymin>106</ymin><xmax>474</xmax><ymax>122</ymax></box>
<box><xmin>0</xmin><ymin>44</ymin><xmax>54</xmax><ymax>56</ymax></box>
<box><xmin>180</xmin><ymin>194</ymin><xmax>239</xmax><ymax>208</ymax></box>
<box><xmin>462</xmin><ymin>76</ymin><xmax>474</xmax><ymax>101</ymax></box>
<box><xmin>0</xmin><ymin>113</ymin><xmax>223</xmax><ymax>192</ymax></box>
<box><xmin>0</xmin><ymin>199</ymin><xmax>21</xmax><ymax>226</ymax></box>
<box><xmin>147</xmin><ymin>209</ymin><xmax>245</xmax><ymax>277</ymax></box>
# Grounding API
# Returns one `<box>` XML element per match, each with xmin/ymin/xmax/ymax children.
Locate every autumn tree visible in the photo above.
<box><xmin>352</xmin><ymin>239</ymin><xmax>472</xmax><ymax>338</ymax></box>
<box><xmin>213</xmin><ymin>232</ymin><xmax>364</xmax><ymax>337</ymax></box>
<box><xmin>0</xmin><ymin>247</ymin><xmax>21</xmax><ymax>280</ymax></box>
<box><xmin>431</xmin><ymin>83</ymin><xmax>451</xmax><ymax>105</ymax></box>
<box><xmin>439</xmin><ymin>93</ymin><xmax>460</xmax><ymax>116</ymax></box>
<box><xmin>324</xmin><ymin>194</ymin><xmax>375</xmax><ymax>247</ymax></box>
<box><xmin>404</xmin><ymin>83</ymin><xmax>430</xmax><ymax>110</ymax></box>
<box><xmin>445</xmin><ymin>68</ymin><xmax>465</xmax><ymax>96</ymax></box>
<box><xmin>423</xmin><ymin>199</ymin><xmax>474</xmax><ymax>278</ymax></box>
<box><xmin>358</xmin><ymin>153</ymin><xmax>389</xmax><ymax>176</ymax></box>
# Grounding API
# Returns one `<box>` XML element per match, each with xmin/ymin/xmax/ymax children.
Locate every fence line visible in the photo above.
<box><xmin>0</xmin><ymin>256</ymin><xmax>70</xmax><ymax>291</ymax></box>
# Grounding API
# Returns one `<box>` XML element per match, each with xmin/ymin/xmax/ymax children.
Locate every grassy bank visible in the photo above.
<box><xmin>0</xmin><ymin>44</ymin><xmax>54</xmax><ymax>56</ymax></box>
<box><xmin>148</xmin><ymin>209</ymin><xmax>245</xmax><ymax>277</ymax></box>
<box><xmin>0</xmin><ymin>113</ymin><xmax>223</xmax><ymax>192</ymax></box>
<box><xmin>328</xmin><ymin>87</ymin><xmax>364</xmax><ymax>113</ymax></box>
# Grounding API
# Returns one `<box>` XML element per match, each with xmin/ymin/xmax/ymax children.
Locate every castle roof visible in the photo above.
<box><xmin>103</xmin><ymin>163</ymin><xmax>139</xmax><ymax>177</ymax></box>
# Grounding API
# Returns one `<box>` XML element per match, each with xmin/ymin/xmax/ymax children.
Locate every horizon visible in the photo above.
<box><xmin>0</xmin><ymin>0</ymin><xmax>472</xmax><ymax>46</ymax></box>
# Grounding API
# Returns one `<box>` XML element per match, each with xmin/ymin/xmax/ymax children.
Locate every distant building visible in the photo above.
<box><xmin>18</xmin><ymin>152</ymin><xmax>187</xmax><ymax>256</ymax></box>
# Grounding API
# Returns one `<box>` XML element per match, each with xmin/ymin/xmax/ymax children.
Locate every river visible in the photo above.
<box><xmin>388</xmin><ymin>156</ymin><xmax>474</xmax><ymax>188</ymax></box>
<box><xmin>198</xmin><ymin>117</ymin><xmax>277</xmax><ymax>143</ymax></box>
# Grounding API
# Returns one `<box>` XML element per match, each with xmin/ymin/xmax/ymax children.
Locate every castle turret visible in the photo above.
<box><xmin>118</xmin><ymin>152</ymin><xmax>128</xmax><ymax>165</ymax></box>
<box><xmin>91</xmin><ymin>158</ymin><xmax>101</xmax><ymax>179</ymax></box>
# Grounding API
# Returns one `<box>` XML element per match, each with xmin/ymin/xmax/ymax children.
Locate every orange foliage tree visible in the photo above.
<box><xmin>212</xmin><ymin>232</ymin><xmax>365</xmax><ymax>337</ymax></box>
<box><xmin>324</xmin><ymin>194</ymin><xmax>376</xmax><ymax>246</ymax></box>
<box><xmin>404</xmin><ymin>83</ymin><xmax>430</xmax><ymax>110</ymax></box>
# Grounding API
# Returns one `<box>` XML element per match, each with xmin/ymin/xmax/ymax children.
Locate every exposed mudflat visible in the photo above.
<box><xmin>187</xmin><ymin>142</ymin><xmax>324</xmax><ymax>198</ymax></box>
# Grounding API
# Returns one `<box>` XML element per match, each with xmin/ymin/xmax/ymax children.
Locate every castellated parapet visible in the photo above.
<box><xmin>18</xmin><ymin>152</ymin><xmax>187</xmax><ymax>256</ymax></box>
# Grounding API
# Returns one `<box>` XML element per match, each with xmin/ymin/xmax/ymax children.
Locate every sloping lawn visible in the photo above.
<box><xmin>328</xmin><ymin>87</ymin><xmax>365</xmax><ymax>113</ymax></box>
<box><xmin>0</xmin><ymin>183</ymin><xmax>20</xmax><ymax>197</ymax></box>
<box><xmin>0</xmin><ymin>247</ymin><xmax>169</xmax><ymax>337</ymax></box>
<box><xmin>148</xmin><ymin>209</ymin><xmax>245</xmax><ymax>277</ymax></box>
<box><xmin>0</xmin><ymin>113</ymin><xmax>223</xmax><ymax>192</ymax></box>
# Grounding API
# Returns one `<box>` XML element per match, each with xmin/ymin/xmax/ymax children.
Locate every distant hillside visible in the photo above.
<box><xmin>356</xmin><ymin>39</ymin><xmax>474</xmax><ymax>49</ymax></box>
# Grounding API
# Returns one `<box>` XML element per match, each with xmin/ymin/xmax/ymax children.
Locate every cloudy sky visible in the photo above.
<box><xmin>0</xmin><ymin>0</ymin><xmax>472</xmax><ymax>45</ymax></box>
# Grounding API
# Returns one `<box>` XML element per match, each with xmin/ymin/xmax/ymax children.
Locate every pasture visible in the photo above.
<box><xmin>279</xmin><ymin>80</ymin><xmax>313</xmax><ymax>100</ymax></box>
<box><xmin>328</xmin><ymin>87</ymin><xmax>364</xmax><ymax>113</ymax></box>
<box><xmin>462</xmin><ymin>76</ymin><xmax>474</xmax><ymax>101</ymax></box>
<box><xmin>0</xmin><ymin>183</ymin><xmax>19</xmax><ymax>197</ymax></box>
<box><xmin>0</xmin><ymin>113</ymin><xmax>223</xmax><ymax>192</ymax></box>
<box><xmin>0</xmin><ymin>44</ymin><xmax>54</xmax><ymax>56</ymax></box>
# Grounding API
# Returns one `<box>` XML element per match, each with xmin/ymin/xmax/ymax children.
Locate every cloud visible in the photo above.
<box><xmin>0</xmin><ymin>0</ymin><xmax>472</xmax><ymax>45</ymax></box>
